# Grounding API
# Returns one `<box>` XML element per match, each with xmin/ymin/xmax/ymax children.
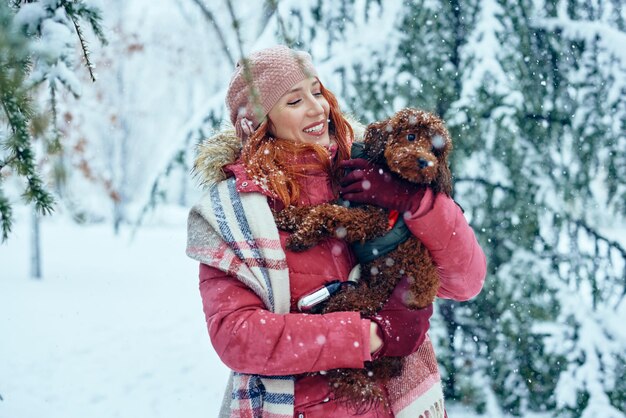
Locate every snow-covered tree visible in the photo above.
<box><xmin>0</xmin><ymin>0</ymin><xmax>105</xmax><ymax>241</ymax></box>
<box><xmin>450</xmin><ymin>0</ymin><xmax>626</xmax><ymax>415</ymax></box>
<box><xmin>54</xmin><ymin>0</ymin><xmax>230</xmax><ymax>232</ymax></box>
<box><xmin>205</xmin><ymin>1</ymin><xmax>625</xmax><ymax>415</ymax></box>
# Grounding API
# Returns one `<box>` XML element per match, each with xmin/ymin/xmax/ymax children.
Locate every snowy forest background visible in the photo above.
<box><xmin>1</xmin><ymin>0</ymin><xmax>625</xmax><ymax>417</ymax></box>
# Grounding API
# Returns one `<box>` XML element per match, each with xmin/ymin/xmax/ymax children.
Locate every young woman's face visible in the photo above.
<box><xmin>267</xmin><ymin>77</ymin><xmax>331</xmax><ymax>146</ymax></box>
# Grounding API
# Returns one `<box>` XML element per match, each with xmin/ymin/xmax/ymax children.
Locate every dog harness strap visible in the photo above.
<box><xmin>347</xmin><ymin>143</ymin><xmax>413</xmax><ymax>264</ymax></box>
<box><xmin>350</xmin><ymin>142</ymin><xmax>367</xmax><ymax>159</ymax></box>
<box><xmin>352</xmin><ymin>217</ymin><xmax>412</xmax><ymax>264</ymax></box>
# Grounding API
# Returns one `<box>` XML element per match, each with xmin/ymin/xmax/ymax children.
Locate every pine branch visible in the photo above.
<box><xmin>225</xmin><ymin>0</ymin><xmax>264</xmax><ymax>122</ymax></box>
<box><xmin>523</xmin><ymin>111</ymin><xmax>572</xmax><ymax>126</ymax></box>
<box><xmin>572</xmin><ymin>218</ymin><xmax>626</xmax><ymax>303</ymax></box>
<box><xmin>457</xmin><ymin>177</ymin><xmax>625</xmax><ymax>255</ymax></box>
<box><xmin>0</xmin><ymin>155</ymin><xmax>18</xmax><ymax>172</ymax></box>
<box><xmin>455</xmin><ymin>177</ymin><xmax>517</xmax><ymax>196</ymax></box>
<box><xmin>538</xmin><ymin>17</ymin><xmax>626</xmax><ymax>62</ymax></box>
<box><xmin>266</xmin><ymin>0</ymin><xmax>295</xmax><ymax>47</ymax></box>
<box><xmin>62</xmin><ymin>0</ymin><xmax>108</xmax><ymax>45</ymax></box>
<box><xmin>225</xmin><ymin>0</ymin><xmax>247</xmax><ymax>70</ymax></box>
<box><xmin>47</xmin><ymin>82</ymin><xmax>61</xmax><ymax>152</ymax></box>
<box><xmin>69</xmin><ymin>12</ymin><xmax>96</xmax><ymax>82</ymax></box>
<box><xmin>60</xmin><ymin>0</ymin><xmax>108</xmax><ymax>82</ymax></box>
<box><xmin>189</xmin><ymin>0</ymin><xmax>235</xmax><ymax>67</ymax></box>
<box><xmin>23</xmin><ymin>170</ymin><xmax>55</xmax><ymax>215</ymax></box>
<box><xmin>0</xmin><ymin>77</ymin><xmax>55</xmax><ymax>218</ymax></box>
<box><xmin>475</xmin><ymin>102</ymin><xmax>573</xmax><ymax>126</ymax></box>
<box><xmin>573</xmin><ymin>218</ymin><xmax>626</xmax><ymax>261</ymax></box>
<box><xmin>0</xmin><ymin>185</ymin><xmax>13</xmax><ymax>242</ymax></box>
<box><xmin>458</xmin><ymin>177</ymin><xmax>626</xmax><ymax>303</ymax></box>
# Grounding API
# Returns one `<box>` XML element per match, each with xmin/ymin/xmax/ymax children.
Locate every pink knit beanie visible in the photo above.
<box><xmin>226</xmin><ymin>45</ymin><xmax>318</xmax><ymax>141</ymax></box>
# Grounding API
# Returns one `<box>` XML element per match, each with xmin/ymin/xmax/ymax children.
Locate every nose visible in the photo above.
<box><xmin>305</xmin><ymin>94</ymin><xmax>325</xmax><ymax>116</ymax></box>
<box><xmin>418</xmin><ymin>158</ymin><xmax>430</xmax><ymax>169</ymax></box>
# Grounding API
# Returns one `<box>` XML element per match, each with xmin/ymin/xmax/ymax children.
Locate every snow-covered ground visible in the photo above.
<box><xmin>0</xmin><ymin>206</ymin><xmax>490</xmax><ymax>418</ymax></box>
<box><xmin>0</xmin><ymin>207</ymin><xmax>230</xmax><ymax>418</ymax></box>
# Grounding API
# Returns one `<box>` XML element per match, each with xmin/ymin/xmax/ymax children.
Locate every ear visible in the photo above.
<box><xmin>424</xmin><ymin>113</ymin><xmax>453</xmax><ymax>195</ymax></box>
<box><xmin>433</xmin><ymin>154</ymin><xmax>453</xmax><ymax>196</ymax></box>
<box><xmin>363</xmin><ymin>120</ymin><xmax>389</xmax><ymax>163</ymax></box>
<box><xmin>432</xmin><ymin>130</ymin><xmax>453</xmax><ymax>195</ymax></box>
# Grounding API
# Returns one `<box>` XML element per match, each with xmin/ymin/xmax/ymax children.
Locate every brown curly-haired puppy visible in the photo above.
<box><xmin>274</xmin><ymin>204</ymin><xmax>389</xmax><ymax>252</ymax></box>
<box><xmin>273</xmin><ymin>108</ymin><xmax>453</xmax><ymax>412</ymax></box>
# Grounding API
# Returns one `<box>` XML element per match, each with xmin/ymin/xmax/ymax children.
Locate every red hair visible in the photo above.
<box><xmin>240</xmin><ymin>82</ymin><xmax>353</xmax><ymax>208</ymax></box>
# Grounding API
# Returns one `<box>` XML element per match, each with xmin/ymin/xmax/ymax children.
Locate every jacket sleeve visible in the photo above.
<box><xmin>198</xmin><ymin>263</ymin><xmax>372</xmax><ymax>376</ymax></box>
<box><xmin>404</xmin><ymin>189</ymin><xmax>487</xmax><ymax>301</ymax></box>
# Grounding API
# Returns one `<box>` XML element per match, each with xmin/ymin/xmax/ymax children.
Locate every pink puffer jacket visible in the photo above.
<box><xmin>198</xmin><ymin>153</ymin><xmax>486</xmax><ymax>416</ymax></box>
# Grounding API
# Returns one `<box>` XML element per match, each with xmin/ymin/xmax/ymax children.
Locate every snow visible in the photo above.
<box><xmin>3</xmin><ymin>0</ymin><xmax>626</xmax><ymax>416</ymax></box>
<box><xmin>13</xmin><ymin>3</ymin><xmax>46</xmax><ymax>32</ymax></box>
<box><xmin>538</xmin><ymin>8</ymin><xmax>626</xmax><ymax>109</ymax></box>
<box><xmin>0</xmin><ymin>207</ymin><xmax>230</xmax><ymax>418</ymax></box>
<box><xmin>0</xmin><ymin>206</ymin><xmax>549</xmax><ymax>418</ymax></box>
<box><xmin>540</xmin><ymin>14</ymin><xmax>626</xmax><ymax>64</ymax></box>
<box><xmin>38</xmin><ymin>19</ymin><xmax>73</xmax><ymax>62</ymax></box>
<box><xmin>459</xmin><ymin>0</ymin><xmax>509</xmax><ymax>102</ymax></box>
<box><xmin>15</xmin><ymin>1</ymin><xmax>83</xmax><ymax>97</ymax></box>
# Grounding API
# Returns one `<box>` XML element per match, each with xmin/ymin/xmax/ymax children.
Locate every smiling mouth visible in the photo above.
<box><xmin>303</xmin><ymin>122</ymin><xmax>325</xmax><ymax>134</ymax></box>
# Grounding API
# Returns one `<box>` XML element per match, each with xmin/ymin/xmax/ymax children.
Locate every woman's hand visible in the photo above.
<box><xmin>339</xmin><ymin>159</ymin><xmax>425</xmax><ymax>214</ymax></box>
<box><xmin>369</xmin><ymin>322</ymin><xmax>384</xmax><ymax>354</ymax></box>
<box><xmin>368</xmin><ymin>276</ymin><xmax>433</xmax><ymax>358</ymax></box>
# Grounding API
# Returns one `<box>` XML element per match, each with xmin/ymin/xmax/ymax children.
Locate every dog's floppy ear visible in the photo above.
<box><xmin>433</xmin><ymin>152</ymin><xmax>453</xmax><ymax>196</ymax></box>
<box><xmin>431</xmin><ymin>128</ymin><xmax>453</xmax><ymax>196</ymax></box>
<box><xmin>419</xmin><ymin>112</ymin><xmax>453</xmax><ymax>196</ymax></box>
<box><xmin>363</xmin><ymin>120</ymin><xmax>389</xmax><ymax>163</ymax></box>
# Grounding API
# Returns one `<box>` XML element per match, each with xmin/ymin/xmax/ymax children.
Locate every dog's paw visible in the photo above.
<box><xmin>285</xmin><ymin>230</ymin><xmax>321</xmax><ymax>251</ymax></box>
<box><xmin>285</xmin><ymin>238</ymin><xmax>309</xmax><ymax>252</ymax></box>
<box><xmin>273</xmin><ymin>208</ymin><xmax>300</xmax><ymax>232</ymax></box>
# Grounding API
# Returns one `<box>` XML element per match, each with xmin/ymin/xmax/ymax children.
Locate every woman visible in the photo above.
<box><xmin>186</xmin><ymin>45</ymin><xmax>486</xmax><ymax>418</ymax></box>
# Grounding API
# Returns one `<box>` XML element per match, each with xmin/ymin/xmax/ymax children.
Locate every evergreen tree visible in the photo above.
<box><xmin>0</xmin><ymin>1</ymin><xmax>51</xmax><ymax>241</ymax></box>
<box><xmin>445</xmin><ymin>0</ymin><xmax>626</xmax><ymax>415</ymax></box>
<box><xmin>285</xmin><ymin>0</ymin><xmax>626</xmax><ymax>414</ymax></box>
<box><xmin>0</xmin><ymin>0</ymin><xmax>105</xmax><ymax>242</ymax></box>
<box><xmin>142</xmin><ymin>1</ymin><xmax>626</xmax><ymax>414</ymax></box>
<box><xmin>393</xmin><ymin>0</ymin><xmax>486</xmax><ymax>404</ymax></box>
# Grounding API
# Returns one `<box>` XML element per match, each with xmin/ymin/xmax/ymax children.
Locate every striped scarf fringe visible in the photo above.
<box><xmin>231</xmin><ymin>373</ymin><xmax>295</xmax><ymax>418</ymax></box>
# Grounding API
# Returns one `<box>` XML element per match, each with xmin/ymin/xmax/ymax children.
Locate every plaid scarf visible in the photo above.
<box><xmin>187</xmin><ymin>177</ymin><xmax>445</xmax><ymax>417</ymax></box>
<box><xmin>187</xmin><ymin>178</ymin><xmax>294</xmax><ymax>417</ymax></box>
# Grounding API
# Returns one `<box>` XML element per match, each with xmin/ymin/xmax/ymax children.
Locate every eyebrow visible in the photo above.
<box><xmin>286</xmin><ymin>80</ymin><xmax>320</xmax><ymax>94</ymax></box>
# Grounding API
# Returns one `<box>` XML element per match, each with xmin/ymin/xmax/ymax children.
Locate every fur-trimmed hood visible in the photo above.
<box><xmin>192</xmin><ymin>126</ymin><xmax>242</xmax><ymax>188</ymax></box>
<box><xmin>192</xmin><ymin>117</ymin><xmax>366</xmax><ymax>188</ymax></box>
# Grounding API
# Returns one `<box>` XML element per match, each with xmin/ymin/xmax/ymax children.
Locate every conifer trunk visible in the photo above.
<box><xmin>30</xmin><ymin>207</ymin><xmax>42</xmax><ymax>279</ymax></box>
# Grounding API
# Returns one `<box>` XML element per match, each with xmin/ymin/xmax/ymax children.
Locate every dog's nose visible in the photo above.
<box><xmin>418</xmin><ymin>158</ymin><xmax>430</xmax><ymax>169</ymax></box>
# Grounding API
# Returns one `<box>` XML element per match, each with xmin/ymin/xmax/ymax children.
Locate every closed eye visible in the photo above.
<box><xmin>287</xmin><ymin>99</ymin><xmax>302</xmax><ymax>106</ymax></box>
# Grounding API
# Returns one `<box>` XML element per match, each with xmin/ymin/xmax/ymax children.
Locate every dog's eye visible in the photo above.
<box><xmin>407</xmin><ymin>133</ymin><xmax>416</xmax><ymax>141</ymax></box>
